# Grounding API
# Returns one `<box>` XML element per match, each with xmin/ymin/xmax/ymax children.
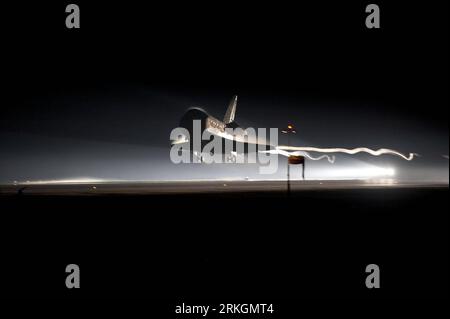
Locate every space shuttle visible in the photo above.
<box><xmin>172</xmin><ymin>95</ymin><xmax>271</xmax><ymax>162</ymax></box>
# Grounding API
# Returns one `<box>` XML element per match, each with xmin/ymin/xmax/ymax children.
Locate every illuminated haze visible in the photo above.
<box><xmin>0</xmin><ymin>89</ymin><xmax>448</xmax><ymax>184</ymax></box>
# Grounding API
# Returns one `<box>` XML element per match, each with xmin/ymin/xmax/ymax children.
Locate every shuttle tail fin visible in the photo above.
<box><xmin>223</xmin><ymin>95</ymin><xmax>238</xmax><ymax>124</ymax></box>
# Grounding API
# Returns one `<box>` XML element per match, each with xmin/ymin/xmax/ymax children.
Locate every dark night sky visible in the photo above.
<box><xmin>0</xmin><ymin>1</ymin><xmax>448</xmax><ymax>182</ymax></box>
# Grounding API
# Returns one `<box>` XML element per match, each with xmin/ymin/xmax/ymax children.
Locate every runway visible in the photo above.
<box><xmin>0</xmin><ymin>178</ymin><xmax>448</xmax><ymax>298</ymax></box>
<box><xmin>0</xmin><ymin>179</ymin><xmax>447</xmax><ymax>196</ymax></box>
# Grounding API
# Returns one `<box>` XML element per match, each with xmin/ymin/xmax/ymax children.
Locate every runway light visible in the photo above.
<box><xmin>19</xmin><ymin>178</ymin><xmax>107</xmax><ymax>185</ymax></box>
<box><xmin>303</xmin><ymin>166</ymin><xmax>396</xmax><ymax>180</ymax></box>
<box><xmin>362</xmin><ymin>167</ymin><xmax>395</xmax><ymax>178</ymax></box>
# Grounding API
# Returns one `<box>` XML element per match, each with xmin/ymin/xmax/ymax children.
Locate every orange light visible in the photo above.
<box><xmin>287</xmin><ymin>124</ymin><xmax>293</xmax><ymax>129</ymax></box>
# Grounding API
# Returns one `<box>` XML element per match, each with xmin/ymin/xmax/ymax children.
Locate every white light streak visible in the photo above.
<box><xmin>261</xmin><ymin>149</ymin><xmax>335</xmax><ymax>163</ymax></box>
<box><xmin>20</xmin><ymin>178</ymin><xmax>107</xmax><ymax>185</ymax></box>
<box><xmin>277</xmin><ymin>146</ymin><xmax>417</xmax><ymax>161</ymax></box>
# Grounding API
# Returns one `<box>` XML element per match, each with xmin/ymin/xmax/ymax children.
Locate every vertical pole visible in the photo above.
<box><xmin>287</xmin><ymin>161</ymin><xmax>290</xmax><ymax>194</ymax></box>
<box><xmin>302</xmin><ymin>161</ymin><xmax>305</xmax><ymax>180</ymax></box>
<box><xmin>287</xmin><ymin>134</ymin><xmax>290</xmax><ymax>196</ymax></box>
